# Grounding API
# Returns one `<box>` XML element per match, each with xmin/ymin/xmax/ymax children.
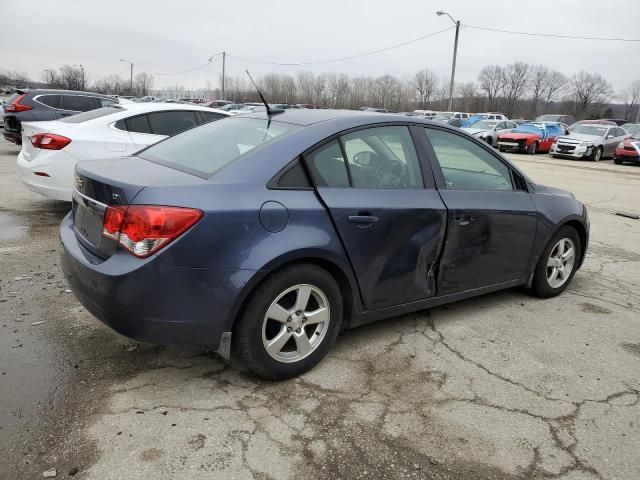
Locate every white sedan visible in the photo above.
<box><xmin>17</xmin><ymin>103</ymin><xmax>231</xmax><ymax>201</ymax></box>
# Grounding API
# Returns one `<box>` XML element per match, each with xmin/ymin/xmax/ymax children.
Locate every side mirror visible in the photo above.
<box><xmin>607</xmin><ymin>134</ymin><xmax>614</xmax><ymax>139</ymax></box>
<box><xmin>353</xmin><ymin>151</ymin><xmax>373</xmax><ymax>166</ymax></box>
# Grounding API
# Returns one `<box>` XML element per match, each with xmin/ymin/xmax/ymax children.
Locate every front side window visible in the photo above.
<box><xmin>341</xmin><ymin>126</ymin><xmax>423</xmax><ymax>189</ymax></box>
<box><xmin>139</xmin><ymin>117</ymin><xmax>299</xmax><ymax>178</ymax></box>
<box><xmin>60</xmin><ymin>95</ymin><xmax>97</xmax><ymax>112</ymax></box>
<box><xmin>424</xmin><ymin>128</ymin><xmax>513</xmax><ymax>192</ymax></box>
<box><xmin>147</xmin><ymin>111</ymin><xmax>198</xmax><ymax>136</ymax></box>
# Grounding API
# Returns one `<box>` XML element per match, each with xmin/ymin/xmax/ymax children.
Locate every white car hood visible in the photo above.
<box><xmin>462</xmin><ymin>127</ymin><xmax>487</xmax><ymax>135</ymax></box>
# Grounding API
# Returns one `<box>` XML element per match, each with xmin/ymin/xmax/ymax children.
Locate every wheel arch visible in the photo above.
<box><xmin>226</xmin><ymin>250</ymin><xmax>359</xmax><ymax>333</ymax></box>
<box><xmin>561</xmin><ymin>219</ymin><xmax>588</xmax><ymax>267</ymax></box>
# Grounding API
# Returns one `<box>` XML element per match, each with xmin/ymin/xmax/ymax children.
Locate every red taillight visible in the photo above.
<box><xmin>5</xmin><ymin>93</ymin><xmax>33</xmax><ymax>112</ymax></box>
<box><xmin>30</xmin><ymin>133</ymin><xmax>72</xmax><ymax>150</ymax></box>
<box><xmin>101</xmin><ymin>205</ymin><xmax>203</xmax><ymax>258</ymax></box>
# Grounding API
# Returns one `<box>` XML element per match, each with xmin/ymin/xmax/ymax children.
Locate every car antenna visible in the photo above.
<box><xmin>245</xmin><ymin>69</ymin><xmax>283</xmax><ymax>116</ymax></box>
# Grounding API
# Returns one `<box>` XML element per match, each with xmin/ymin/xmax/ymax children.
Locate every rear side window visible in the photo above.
<box><xmin>306</xmin><ymin>140</ymin><xmax>350</xmax><ymax>187</ymax></box>
<box><xmin>341</xmin><ymin>126</ymin><xmax>423</xmax><ymax>189</ymax></box>
<box><xmin>147</xmin><ymin>111</ymin><xmax>198</xmax><ymax>136</ymax></box>
<box><xmin>199</xmin><ymin>111</ymin><xmax>225</xmax><ymax>124</ymax></box>
<box><xmin>100</xmin><ymin>98</ymin><xmax>118</xmax><ymax>108</ymax></box>
<box><xmin>60</xmin><ymin>106</ymin><xmax>123</xmax><ymax>123</ymax></box>
<box><xmin>138</xmin><ymin>117</ymin><xmax>300</xmax><ymax>178</ymax></box>
<box><xmin>36</xmin><ymin>95</ymin><xmax>61</xmax><ymax>109</ymax></box>
<box><xmin>60</xmin><ymin>95</ymin><xmax>98</xmax><ymax>112</ymax></box>
<box><xmin>124</xmin><ymin>115</ymin><xmax>151</xmax><ymax>134</ymax></box>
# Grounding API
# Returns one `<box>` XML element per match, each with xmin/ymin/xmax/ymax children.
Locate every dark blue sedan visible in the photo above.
<box><xmin>60</xmin><ymin>109</ymin><xmax>589</xmax><ymax>379</ymax></box>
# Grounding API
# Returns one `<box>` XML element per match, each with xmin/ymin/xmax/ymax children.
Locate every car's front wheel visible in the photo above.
<box><xmin>233</xmin><ymin>264</ymin><xmax>342</xmax><ymax>379</ymax></box>
<box><xmin>528</xmin><ymin>142</ymin><xmax>538</xmax><ymax>155</ymax></box>
<box><xmin>590</xmin><ymin>147</ymin><xmax>602</xmax><ymax>162</ymax></box>
<box><xmin>530</xmin><ymin>226</ymin><xmax>581</xmax><ymax>298</ymax></box>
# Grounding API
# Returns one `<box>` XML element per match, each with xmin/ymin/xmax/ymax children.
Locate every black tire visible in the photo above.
<box><xmin>590</xmin><ymin>147</ymin><xmax>602</xmax><ymax>162</ymax></box>
<box><xmin>485</xmin><ymin>136</ymin><xmax>493</xmax><ymax>145</ymax></box>
<box><xmin>527</xmin><ymin>142</ymin><xmax>538</xmax><ymax>155</ymax></box>
<box><xmin>614</xmin><ymin>157</ymin><xmax>623</xmax><ymax>165</ymax></box>
<box><xmin>530</xmin><ymin>225</ymin><xmax>581</xmax><ymax>298</ymax></box>
<box><xmin>232</xmin><ymin>263</ymin><xmax>343</xmax><ymax>380</ymax></box>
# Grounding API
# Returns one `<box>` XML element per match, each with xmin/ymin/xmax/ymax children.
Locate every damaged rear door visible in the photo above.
<box><xmin>304</xmin><ymin>124</ymin><xmax>447</xmax><ymax>310</ymax></box>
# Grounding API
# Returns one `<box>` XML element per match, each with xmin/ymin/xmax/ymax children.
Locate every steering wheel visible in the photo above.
<box><xmin>374</xmin><ymin>159</ymin><xmax>408</xmax><ymax>188</ymax></box>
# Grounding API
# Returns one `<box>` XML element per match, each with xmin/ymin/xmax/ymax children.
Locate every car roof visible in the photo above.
<box><xmin>24</xmin><ymin>88</ymin><xmax>114</xmax><ymax>98</ymax></box>
<box><xmin>239</xmin><ymin>108</ymin><xmax>436</xmax><ymax>127</ymax></box>
<box><xmin>118</xmin><ymin>102</ymin><xmax>230</xmax><ymax>114</ymax></box>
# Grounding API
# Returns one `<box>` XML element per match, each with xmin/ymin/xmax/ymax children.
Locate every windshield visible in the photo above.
<box><xmin>60</xmin><ymin>106</ymin><xmax>123</xmax><ymax>123</ymax></box>
<box><xmin>572</xmin><ymin>125</ymin><xmax>607</xmax><ymax>136</ymax></box>
<box><xmin>472</xmin><ymin>120</ymin><xmax>498</xmax><ymax>129</ymax></box>
<box><xmin>622</xmin><ymin>124</ymin><xmax>640</xmax><ymax>135</ymax></box>
<box><xmin>138</xmin><ymin>117</ymin><xmax>300</xmax><ymax>178</ymax></box>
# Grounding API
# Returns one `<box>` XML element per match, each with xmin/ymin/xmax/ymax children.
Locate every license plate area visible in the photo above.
<box><xmin>72</xmin><ymin>190</ymin><xmax>117</xmax><ymax>257</ymax></box>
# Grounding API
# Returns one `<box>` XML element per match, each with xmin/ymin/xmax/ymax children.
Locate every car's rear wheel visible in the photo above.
<box><xmin>528</xmin><ymin>142</ymin><xmax>538</xmax><ymax>155</ymax></box>
<box><xmin>590</xmin><ymin>147</ymin><xmax>602</xmax><ymax>162</ymax></box>
<box><xmin>233</xmin><ymin>264</ymin><xmax>342</xmax><ymax>379</ymax></box>
<box><xmin>530</xmin><ymin>226</ymin><xmax>581</xmax><ymax>298</ymax></box>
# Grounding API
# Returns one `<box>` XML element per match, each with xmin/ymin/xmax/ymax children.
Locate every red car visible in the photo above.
<box><xmin>497</xmin><ymin>122</ymin><xmax>564</xmax><ymax>155</ymax></box>
<box><xmin>614</xmin><ymin>134</ymin><xmax>640</xmax><ymax>165</ymax></box>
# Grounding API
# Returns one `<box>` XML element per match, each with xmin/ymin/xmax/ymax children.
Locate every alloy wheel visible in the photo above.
<box><xmin>546</xmin><ymin>238</ymin><xmax>576</xmax><ymax>288</ymax></box>
<box><xmin>261</xmin><ymin>284</ymin><xmax>330</xmax><ymax>363</ymax></box>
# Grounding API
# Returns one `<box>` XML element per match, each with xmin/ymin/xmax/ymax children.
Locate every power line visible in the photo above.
<box><xmin>464</xmin><ymin>24</ymin><xmax>640</xmax><ymax>42</ymax></box>
<box><xmin>228</xmin><ymin>26</ymin><xmax>456</xmax><ymax>66</ymax></box>
<box><xmin>145</xmin><ymin>54</ymin><xmax>223</xmax><ymax>76</ymax></box>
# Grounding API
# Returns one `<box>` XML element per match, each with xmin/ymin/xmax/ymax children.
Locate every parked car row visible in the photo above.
<box><xmin>16</xmin><ymin>103</ymin><xmax>231</xmax><ymax>201</ymax></box>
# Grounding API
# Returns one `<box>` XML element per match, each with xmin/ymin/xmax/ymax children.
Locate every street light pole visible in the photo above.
<box><xmin>222</xmin><ymin>51</ymin><xmax>226</xmax><ymax>99</ymax></box>
<box><xmin>120</xmin><ymin>59</ymin><xmax>134</xmax><ymax>94</ymax></box>
<box><xmin>437</xmin><ymin>11</ymin><xmax>461</xmax><ymax>111</ymax></box>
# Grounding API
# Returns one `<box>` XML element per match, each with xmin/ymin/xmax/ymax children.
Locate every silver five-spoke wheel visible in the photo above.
<box><xmin>546</xmin><ymin>238</ymin><xmax>576</xmax><ymax>288</ymax></box>
<box><xmin>262</xmin><ymin>284</ymin><xmax>330</xmax><ymax>363</ymax></box>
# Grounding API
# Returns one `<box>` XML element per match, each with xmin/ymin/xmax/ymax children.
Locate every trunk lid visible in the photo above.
<box><xmin>72</xmin><ymin>156</ymin><xmax>206</xmax><ymax>259</ymax></box>
<box><xmin>20</xmin><ymin>120</ymin><xmax>73</xmax><ymax>162</ymax></box>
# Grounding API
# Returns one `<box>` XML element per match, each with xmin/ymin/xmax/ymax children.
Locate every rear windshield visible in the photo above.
<box><xmin>138</xmin><ymin>117</ymin><xmax>301</xmax><ymax>178</ymax></box>
<box><xmin>60</xmin><ymin>106</ymin><xmax>124</xmax><ymax>123</ymax></box>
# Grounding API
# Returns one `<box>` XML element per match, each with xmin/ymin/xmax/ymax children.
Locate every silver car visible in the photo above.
<box><xmin>550</xmin><ymin>124</ymin><xmax>630</xmax><ymax>161</ymax></box>
<box><xmin>462</xmin><ymin>119</ymin><xmax>518</xmax><ymax>147</ymax></box>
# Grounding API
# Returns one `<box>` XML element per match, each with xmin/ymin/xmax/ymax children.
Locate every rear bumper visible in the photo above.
<box><xmin>17</xmin><ymin>149</ymin><xmax>74</xmax><ymax>201</ymax></box>
<box><xmin>59</xmin><ymin>213</ymin><xmax>257</xmax><ymax>349</ymax></box>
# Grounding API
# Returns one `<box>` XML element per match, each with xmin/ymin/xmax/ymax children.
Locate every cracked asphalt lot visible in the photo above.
<box><xmin>1</xmin><ymin>140</ymin><xmax>639</xmax><ymax>479</ymax></box>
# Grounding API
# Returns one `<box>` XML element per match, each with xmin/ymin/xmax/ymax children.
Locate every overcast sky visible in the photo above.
<box><xmin>2</xmin><ymin>0</ymin><xmax>639</xmax><ymax>92</ymax></box>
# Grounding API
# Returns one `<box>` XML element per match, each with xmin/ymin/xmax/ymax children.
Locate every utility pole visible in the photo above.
<box><xmin>120</xmin><ymin>59</ymin><xmax>134</xmax><ymax>94</ymax></box>
<box><xmin>222</xmin><ymin>51</ymin><xmax>226</xmax><ymax>99</ymax></box>
<box><xmin>437</xmin><ymin>11</ymin><xmax>461</xmax><ymax>111</ymax></box>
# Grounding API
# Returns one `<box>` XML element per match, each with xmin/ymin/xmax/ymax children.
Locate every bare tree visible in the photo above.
<box><xmin>413</xmin><ymin>69</ymin><xmax>438</xmax><ymax>108</ymax></box>
<box><xmin>478</xmin><ymin>65</ymin><xmax>505</xmax><ymax>111</ymax></box>
<box><xmin>620</xmin><ymin>80</ymin><xmax>640</xmax><ymax>121</ymax></box>
<box><xmin>58</xmin><ymin>65</ymin><xmax>84</xmax><ymax>90</ymax></box>
<box><xmin>458</xmin><ymin>82</ymin><xmax>478</xmax><ymax>111</ymax></box>
<box><xmin>502</xmin><ymin>62</ymin><xmax>530</xmax><ymax>117</ymax></box>
<box><xmin>528</xmin><ymin>65</ymin><xmax>550</xmax><ymax>118</ymax></box>
<box><xmin>569</xmin><ymin>71</ymin><xmax>612</xmax><ymax>119</ymax></box>
<box><xmin>133</xmin><ymin>72</ymin><xmax>154</xmax><ymax>96</ymax></box>
<box><xmin>41</xmin><ymin>68</ymin><xmax>60</xmax><ymax>88</ymax></box>
<box><xmin>543</xmin><ymin>70</ymin><xmax>569</xmax><ymax>110</ymax></box>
